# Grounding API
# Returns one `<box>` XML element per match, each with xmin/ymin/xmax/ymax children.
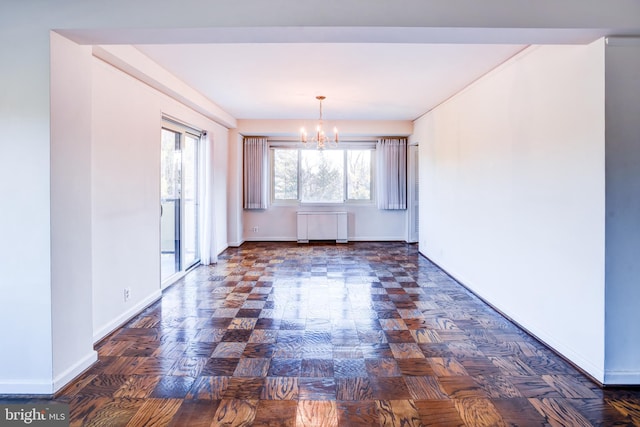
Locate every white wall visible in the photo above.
<box><xmin>603</xmin><ymin>37</ymin><xmax>640</xmax><ymax>384</ymax></box>
<box><xmin>90</xmin><ymin>48</ymin><xmax>230</xmax><ymax>342</ymax></box>
<box><xmin>91</xmin><ymin>58</ymin><xmax>164</xmax><ymax>340</ymax></box>
<box><xmin>244</xmin><ymin>206</ymin><xmax>407</xmax><ymax>242</ymax></box>
<box><xmin>237</xmin><ymin>119</ymin><xmax>412</xmax><ymax>242</ymax></box>
<box><xmin>0</xmin><ymin>22</ymin><xmax>54</xmax><ymax>395</ymax></box>
<box><xmin>50</xmin><ymin>33</ymin><xmax>98</xmax><ymax>392</ymax></box>
<box><xmin>213</xmin><ymin>126</ymin><xmax>230</xmax><ymax>255</ymax></box>
<box><xmin>238</xmin><ymin>119</ymin><xmax>413</xmax><ymax>138</ymax></box>
<box><xmin>227</xmin><ymin>130</ymin><xmax>244</xmax><ymax>246</ymax></box>
<box><xmin>413</xmin><ymin>42</ymin><xmax>606</xmax><ymax>381</ymax></box>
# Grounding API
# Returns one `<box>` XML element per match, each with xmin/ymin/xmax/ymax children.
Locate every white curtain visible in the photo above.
<box><xmin>377</xmin><ymin>137</ymin><xmax>407</xmax><ymax>210</ymax></box>
<box><xmin>243</xmin><ymin>137</ymin><xmax>268</xmax><ymax>209</ymax></box>
<box><xmin>199</xmin><ymin>131</ymin><xmax>217</xmax><ymax>265</ymax></box>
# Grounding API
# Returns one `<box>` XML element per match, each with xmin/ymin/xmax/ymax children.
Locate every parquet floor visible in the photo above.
<box><xmin>3</xmin><ymin>242</ymin><xmax>640</xmax><ymax>426</ymax></box>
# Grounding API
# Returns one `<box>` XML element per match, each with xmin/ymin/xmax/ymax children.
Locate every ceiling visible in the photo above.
<box><xmin>135</xmin><ymin>42</ymin><xmax>527</xmax><ymax>121</ymax></box>
<box><xmin>55</xmin><ymin>0</ymin><xmax>639</xmax><ymax>124</ymax></box>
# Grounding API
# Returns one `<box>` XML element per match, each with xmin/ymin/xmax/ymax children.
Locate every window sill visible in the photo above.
<box><xmin>270</xmin><ymin>200</ymin><xmax>376</xmax><ymax>208</ymax></box>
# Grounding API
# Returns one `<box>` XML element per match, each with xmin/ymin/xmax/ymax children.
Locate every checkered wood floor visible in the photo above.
<box><xmin>3</xmin><ymin>242</ymin><xmax>640</xmax><ymax>426</ymax></box>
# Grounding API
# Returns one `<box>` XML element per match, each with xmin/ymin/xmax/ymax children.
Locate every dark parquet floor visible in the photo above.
<box><xmin>3</xmin><ymin>242</ymin><xmax>640</xmax><ymax>426</ymax></box>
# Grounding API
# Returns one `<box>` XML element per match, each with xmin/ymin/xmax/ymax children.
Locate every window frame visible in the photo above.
<box><xmin>270</xmin><ymin>144</ymin><xmax>375</xmax><ymax>207</ymax></box>
<box><xmin>344</xmin><ymin>147</ymin><xmax>375</xmax><ymax>203</ymax></box>
<box><xmin>270</xmin><ymin>147</ymin><xmax>300</xmax><ymax>205</ymax></box>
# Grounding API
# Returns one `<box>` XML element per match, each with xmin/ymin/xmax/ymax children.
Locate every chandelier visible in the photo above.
<box><xmin>300</xmin><ymin>96</ymin><xmax>338</xmax><ymax>149</ymax></box>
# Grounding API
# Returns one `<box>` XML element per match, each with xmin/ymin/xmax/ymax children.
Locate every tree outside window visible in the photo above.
<box><xmin>272</xmin><ymin>148</ymin><xmax>373</xmax><ymax>204</ymax></box>
<box><xmin>301</xmin><ymin>149</ymin><xmax>344</xmax><ymax>203</ymax></box>
<box><xmin>273</xmin><ymin>149</ymin><xmax>298</xmax><ymax>200</ymax></box>
<box><xmin>347</xmin><ymin>149</ymin><xmax>371</xmax><ymax>200</ymax></box>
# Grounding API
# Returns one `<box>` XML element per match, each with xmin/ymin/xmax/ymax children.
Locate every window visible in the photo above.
<box><xmin>273</xmin><ymin>149</ymin><xmax>298</xmax><ymax>200</ymax></box>
<box><xmin>272</xmin><ymin>147</ymin><xmax>373</xmax><ymax>204</ymax></box>
<box><xmin>301</xmin><ymin>149</ymin><xmax>344</xmax><ymax>203</ymax></box>
<box><xmin>347</xmin><ymin>149</ymin><xmax>372</xmax><ymax>200</ymax></box>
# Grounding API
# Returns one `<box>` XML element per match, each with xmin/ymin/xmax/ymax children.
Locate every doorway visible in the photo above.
<box><xmin>160</xmin><ymin>121</ymin><xmax>200</xmax><ymax>285</ymax></box>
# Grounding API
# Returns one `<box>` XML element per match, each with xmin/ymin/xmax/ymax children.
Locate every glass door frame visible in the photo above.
<box><xmin>160</xmin><ymin>119</ymin><xmax>201</xmax><ymax>287</ymax></box>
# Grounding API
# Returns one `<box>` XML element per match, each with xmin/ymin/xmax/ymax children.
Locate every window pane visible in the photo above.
<box><xmin>182</xmin><ymin>134</ymin><xmax>199</xmax><ymax>268</ymax></box>
<box><xmin>301</xmin><ymin>149</ymin><xmax>344</xmax><ymax>203</ymax></box>
<box><xmin>161</xmin><ymin>129</ymin><xmax>181</xmax><ymax>280</ymax></box>
<box><xmin>347</xmin><ymin>150</ymin><xmax>372</xmax><ymax>200</ymax></box>
<box><xmin>273</xmin><ymin>149</ymin><xmax>298</xmax><ymax>200</ymax></box>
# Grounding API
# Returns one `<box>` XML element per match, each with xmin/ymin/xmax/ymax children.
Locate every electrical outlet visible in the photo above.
<box><xmin>124</xmin><ymin>288</ymin><xmax>131</xmax><ymax>302</ymax></box>
<box><xmin>252</xmin><ymin>226</ymin><xmax>259</xmax><ymax>233</ymax></box>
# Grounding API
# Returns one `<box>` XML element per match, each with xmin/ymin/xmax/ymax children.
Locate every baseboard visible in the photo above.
<box><xmin>349</xmin><ymin>237</ymin><xmax>407</xmax><ymax>242</ymax></box>
<box><xmin>242</xmin><ymin>237</ymin><xmax>407</xmax><ymax>243</ymax></box>
<box><xmin>418</xmin><ymin>249</ymin><xmax>608</xmax><ymax>386</ymax></box>
<box><xmin>0</xmin><ymin>379</ymin><xmax>55</xmax><ymax>395</ymax></box>
<box><xmin>227</xmin><ymin>240</ymin><xmax>244</xmax><ymax>247</ymax></box>
<box><xmin>93</xmin><ymin>290</ymin><xmax>162</xmax><ymax>343</ymax></box>
<box><xmin>53</xmin><ymin>350</ymin><xmax>98</xmax><ymax>393</ymax></box>
<box><xmin>243</xmin><ymin>237</ymin><xmax>296</xmax><ymax>242</ymax></box>
<box><xmin>531</xmin><ymin>332</ymin><xmax>605</xmax><ymax>385</ymax></box>
<box><xmin>604</xmin><ymin>370</ymin><xmax>640</xmax><ymax>386</ymax></box>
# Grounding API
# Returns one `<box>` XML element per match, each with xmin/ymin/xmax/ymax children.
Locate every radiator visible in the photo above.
<box><xmin>297</xmin><ymin>212</ymin><xmax>348</xmax><ymax>243</ymax></box>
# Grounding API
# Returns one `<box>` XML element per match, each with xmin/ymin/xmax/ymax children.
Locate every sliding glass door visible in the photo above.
<box><xmin>160</xmin><ymin>122</ymin><xmax>200</xmax><ymax>285</ymax></box>
<box><xmin>182</xmin><ymin>134</ymin><xmax>199</xmax><ymax>268</ymax></box>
